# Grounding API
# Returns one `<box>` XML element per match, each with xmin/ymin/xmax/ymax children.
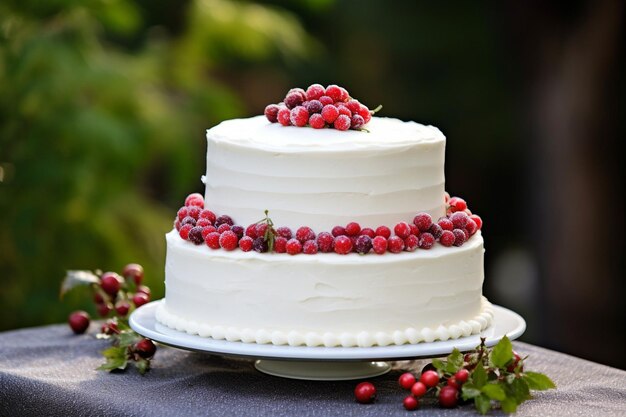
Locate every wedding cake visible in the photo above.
<box><xmin>156</xmin><ymin>84</ymin><xmax>493</xmax><ymax>347</ymax></box>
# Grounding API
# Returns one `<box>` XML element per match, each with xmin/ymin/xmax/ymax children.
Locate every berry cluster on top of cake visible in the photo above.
<box><xmin>156</xmin><ymin>84</ymin><xmax>493</xmax><ymax>348</ymax></box>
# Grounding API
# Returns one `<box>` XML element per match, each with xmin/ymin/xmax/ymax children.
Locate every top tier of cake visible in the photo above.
<box><xmin>203</xmin><ymin>115</ymin><xmax>446</xmax><ymax>231</ymax></box>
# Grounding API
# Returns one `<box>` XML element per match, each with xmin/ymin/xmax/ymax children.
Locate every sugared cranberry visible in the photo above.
<box><xmin>321</xmin><ymin>104</ymin><xmax>339</xmax><ymax>124</ymax></box>
<box><xmin>132</xmin><ymin>292</ymin><xmax>150</xmax><ymax>307</ymax></box>
<box><xmin>245</xmin><ymin>224</ymin><xmax>257</xmax><ymax>239</ymax></box>
<box><xmin>201</xmin><ymin>226</ymin><xmax>217</xmax><ymax>239</ymax></box>
<box><xmin>135</xmin><ymin>338</ymin><xmax>156</xmax><ymax>359</ymax></box>
<box><xmin>399</xmin><ymin>372</ymin><xmax>416</xmax><ymax>390</ymax></box>
<box><xmin>354</xmin><ymin>381</ymin><xmax>376</xmax><ymax>404</ymax></box>
<box><xmin>253</xmin><ymin>237</ymin><xmax>268</xmax><ymax>253</ymax></box>
<box><xmin>438</xmin><ymin>217</ymin><xmax>454</xmax><ymax>231</ymax></box>
<box><xmin>115</xmin><ymin>300</ymin><xmax>130</xmax><ymax>316</ymax></box>
<box><xmin>439</xmin><ymin>230</ymin><xmax>455</xmax><ymax>247</ymax></box>
<box><xmin>319</xmin><ymin>95</ymin><xmax>333</xmax><ymax>106</ymax></box>
<box><xmin>309</xmin><ymin>113</ymin><xmax>325</xmax><ymax>129</ymax></box>
<box><xmin>256</xmin><ymin>223</ymin><xmax>268</xmax><ymax>238</ymax></box>
<box><xmin>215</xmin><ymin>215</ymin><xmax>234</xmax><ymax>227</ymax></box>
<box><xmin>306</xmin><ymin>83</ymin><xmax>325</xmax><ymax>101</ymax></box>
<box><xmin>333</xmin><ymin>235</ymin><xmax>353</xmax><ymax>255</ymax></box>
<box><xmin>274</xmin><ymin>226</ymin><xmax>291</xmax><ymax>240</ymax></box>
<box><xmin>413</xmin><ymin>212</ymin><xmax>433</xmax><ymax>232</ymax></box>
<box><xmin>96</xmin><ymin>302</ymin><xmax>112</xmax><ymax>317</ymax></box>
<box><xmin>470</xmin><ymin>214</ymin><xmax>483</xmax><ymax>230</ymax></box>
<box><xmin>290</xmin><ymin>106</ymin><xmax>309</xmax><ymax>127</ymax></box>
<box><xmin>180</xmin><ymin>216</ymin><xmax>196</xmax><ymax>227</ymax></box>
<box><xmin>345</xmin><ymin>222</ymin><xmax>361</xmax><ymax>237</ymax></box>
<box><xmin>187</xmin><ymin>206</ymin><xmax>201</xmax><ymax>219</ymax></box>
<box><xmin>465</xmin><ymin>218</ymin><xmax>478</xmax><ymax>236</ymax></box>
<box><xmin>174</xmin><ymin>219</ymin><xmax>182</xmax><ymax>231</ymax></box>
<box><xmin>239</xmin><ymin>236</ymin><xmax>254</xmax><ymax>252</ymax></box>
<box><xmin>199</xmin><ymin>209</ymin><xmax>216</xmax><ymax>224</ymax></box>
<box><xmin>205</xmin><ymin>231</ymin><xmax>221</xmax><ymax>249</ymax></box>
<box><xmin>284</xmin><ymin>92</ymin><xmax>304</xmax><ymax>109</ymax></box>
<box><xmin>68</xmin><ymin>311</ymin><xmax>90</xmax><ymax>334</ymax></box>
<box><xmin>196</xmin><ymin>218</ymin><xmax>211</xmax><ymax>228</ymax></box>
<box><xmin>331</xmin><ymin>225</ymin><xmax>346</xmax><ymax>237</ymax></box>
<box><xmin>420</xmin><ymin>370</ymin><xmax>440</xmax><ymax>388</ymax></box>
<box><xmin>100</xmin><ymin>272</ymin><xmax>122</xmax><ymax>296</ymax></box>
<box><xmin>306</xmin><ymin>99</ymin><xmax>323</xmax><ymax>114</ymax></box>
<box><xmin>452</xmin><ymin>229</ymin><xmax>466</xmax><ymax>246</ymax></box>
<box><xmin>454</xmin><ymin>369</ymin><xmax>470</xmax><ymax>384</ymax></box>
<box><xmin>450</xmin><ymin>212</ymin><xmax>469</xmax><ymax>229</ymax></box>
<box><xmin>285</xmin><ymin>238</ymin><xmax>302</xmax><ymax>255</ymax></box>
<box><xmin>346</xmin><ymin>99</ymin><xmax>361</xmax><ymax>114</ymax></box>
<box><xmin>394</xmin><ymin>222</ymin><xmax>411</xmax><ymax>239</ymax></box>
<box><xmin>336</xmin><ymin>104</ymin><xmax>351</xmax><ymax>117</ymax></box>
<box><xmin>411</xmin><ymin>381</ymin><xmax>427</xmax><ymax>397</ymax></box>
<box><xmin>350</xmin><ymin>114</ymin><xmax>365</xmax><ymax>130</ymax></box>
<box><xmin>185</xmin><ymin>193</ymin><xmax>204</xmax><ymax>208</ymax></box>
<box><xmin>438</xmin><ymin>386</ymin><xmax>458</xmax><ymax>408</ymax></box>
<box><xmin>277</xmin><ymin>107</ymin><xmax>291</xmax><ymax>126</ymax></box>
<box><xmin>338</xmin><ymin>86</ymin><xmax>349</xmax><ymax>102</ymax></box>
<box><xmin>387</xmin><ymin>236</ymin><xmax>405</xmax><ymax>253</ymax></box>
<box><xmin>188</xmin><ymin>226</ymin><xmax>204</xmax><ymax>245</ymax></box>
<box><xmin>404</xmin><ymin>235</ymin><xmax>419</xmax><ymax>252</ymax></box>
<box><xmin>372</xmin><ymin>236</ymin><xmax>388</xmax><ymax>254</ymax></box>
<box><xmin>354</xmin><ymin>235</ymin><xmax>372</xmax><ymax>254</ymax></box>
<box><xmin>219</xmin><ymin>230</ymin><xmax>238</xmax><ymax>251</ymax></box>
<box><xmin>177</xmin><ymin>207</ymin><xmax>189</xmax><ymax>222</ymax></box>
<box><xmin>296</xmin><ymin>226</ymin><xmax>316</xmax><ymax>243</ymax></box>
<box><xmin>403</xmin><ymin>395</ymin><xmax>419</xmax><ymax>411</ymax></box>
<box><xmin>217</xmin><ymin>223</ymin><xmax>231</xmax><ymax>234</ymax></box>
<box><xmin>317</xmin><ymin>232</ymin><xmax>334</xmax><ymax>252</ymax></box>
<box><xmin>325</xmin><ymin>85</ymin><xmax>343</xmax><ymax>102</ymax></box>
<box><xmin>264</xmin><ymin>104</ymin><xmax>280</xmax><ymax>123</ymax></box>
<box><xmin>409</xmin><ymin>223</ymin><xmax>419</xmax><ymax>236</ymax></box>
<box><xmin>358</xmin><ymin>104</ymin><xmax>372</xmax><ymax>124</ymax></box>
<box><xmin>231</xmin><ymin>225</ymin><xmax>244</xmax><ymax>239</ymax></box>
<box><xmin>418</xmin><ymin>232</ymin><xmax>435</xmax><ymax>250</ymax></box>
<box><xmin>303</xmin><ymin>240</ymin><xmax>318</xmax><ymax>254</ymax></box>
<box><xmin>375</xmin><ymin>226</ymin><xmax>391</xmax><ymax>239</ymax></box>
<box><xmin>448</xmin><ymin>197</ymin><xmax>467</xmax><ymax>212</ymax></box>
<box><xmin>359</xmin><ymin>228</ymin><xmax>375</xmax><ymax>238</ymax></box>
<box><xmin>429</xmin><ymin>223</ymin><xmax>443</xmax><ymax>239</ymax></box>
<box><xmin>333</xmin><ymin>114</ymin><xmax>351</xmax><ymax>131</ymax></box>
<box><xmin>274</xmin><ymin>236</ymin><xmax>287</xmax><ymax>253</ymax></box>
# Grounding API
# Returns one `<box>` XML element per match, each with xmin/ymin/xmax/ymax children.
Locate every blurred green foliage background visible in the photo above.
<box><xmin>1</xmin><ymin>0</ymin><xmax>623</xmax><ymax>367</ymax></box>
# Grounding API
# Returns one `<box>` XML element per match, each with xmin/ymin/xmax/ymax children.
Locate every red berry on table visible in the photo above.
<box><xmin>420</xmin><ymin>370</ymin><xmax>440</xmax><ymax>388</ymax></box>
<box><xmin>350</xmin><ymin>114</ymin><xmax>365</xmax><ymax>130</ymax></box>
<box><xmin>219</xmin><ymin>230</ymin><xmax>238</xmax><ymax>251</ymax></box>
<box><xmin>205</xmin><ymin>231</ymin><xmax>221</xmax><ymax>249</ymax></box>
<box><xmin>372</xmin><ymin>236</ymin><xmax>388</xmax><ymax>254</ymax></box>
<box><xmin>403</xmin><ymin>395</ymin><xmax>419</xmax><ymax>411</ymax></box>
<box><xmin>439</xmin><ymin>230</ymin><xmax>455</xmax><ymax>247</ymax></box>
<box><xmin>217</xmin><ymin>223</ymin><xmax>231</xmax><ymax>234</ymax></box>
<box><xmin>276</xmin><ymin>226</ymin><xmax>293</xmax><ymax>240</ymax></box>
<box><xmin>136</xmin><ymin>285</ymin><xmax>151</xmax><ymax>297</ymax></box>
<box><xmin>452</xmin><ymin>229</ymin><xmax>466</xmax><ymax>246</ymax></box>
<box><xmin>448</xmin><ymin>197</ymin><xmax>467</xmax><ymax>212</ymax></box>
<box><xmin>317</xmin><ymin>232</ymin><xmax>334</xmax><ymax>253</ymax></box>
<box><xmin>411</xmin><ymin>381</ymin><xmax>427</xmax><ymax>397</ymax></box>
<box><xmin>333</xmin><ymin>235</ymin><xmax>353</xmax><ymax>255</ymax></box>
<box><xmin>239</xmin><ymin>236</ymin><xmax>254</xmax><ymax>252</ymax></box>
<box><xmin>309</xmin><ymin>113</ymin><xmax>325</xmax><ymax>129</ymax></box>
<box><xmin>470</xmin><ymin>214</ymin><xmax>483</xmax><ymax>230</ymax></box>
<box><xmin>188</xmin><ymin>226</ymin><xmax>205</xmax><ymax>245</ymax></box>
<box><xmin>100</xmin><ymin>272</ymin><xmax>122</xmax><ymax>296</ymax></box>
<box><xmin>398</xmin><ymin>372</ymin><xmax>416</xmax><ymax>390</ymax></box>
<box><xmin>438</xmin><ymin>385</ymin><xmax>458</xmax><ymax>408</ymax></box>
<box><xmin>354</xmin><ymin>381</ymin><xmax>376</xmax><ymax>404</ymax></box>
<box><xmin>450</xmin><ymin>212</ymin><xmax>469</xmax><ymax>229</ymax></box>
<box><xmin>387</xmin><ymin>236</ymin><xmax>405</xmax><ymax>253</ymax></box>
<box><xmin>274</xmin><ymin>236</ymin><xmax>287</xmax><ymax>253</ymax></box>
<box><xmin>394</xmin><ymin>222</ymin><xmax>411</xmax><ymax>239</ymax></box>
<box><xmin>325</xmin><ymin>85</ymin><xmax>343</xmax><ymax>102</ymax></box>
<box><xmin>290</xmin><ymin>106</ymin><xmax>309</xmax><ymax>127</ymax></box>
<box><xmin>375</xmin><ymin>225</ymin><xmax>391</xmax><ymax>239</ymax></box>
<box><xmin>438</xmin><ymin>217</ymin><xmax>454</xmax><ymax>231</ymax></box>
<box><xmin>264</xmin><ymin>104</ymin><xmax>280</xmax><ymax>123</ymax></box>
<box><xmin>303</xmin><ymin>240</ymin><xmax>318</xmax><ymax>254</ymax></box>
<box><xmin>177</xmin><ymin>207</ymin><xmax>189</xmax><ymax>222</ymax></box>
<box><xmin>215</xmin><ymin>215</ymin><xmax>234</xmax><ymax>227</ymax></box>
<box><xmin>306</xmin><ymin>83</ymin><xmax>325</xmax><ymax>101</ymax></box>
<box><xmin>354</xmin><ymin>235</ymin><xmax>372</xmax><ymax>254</ymax></box>
<box><xmin>454</xmin><ymin>369</ymin><xmax>470</xmax><ymax>384</ymax></box>
<box><xmin>447</xmin><ymin>376</ymin><xmax>460</xmax><ymax>390</ymax></box>
<box><xmin>319</xmin><ymin>95</ymin><xmax>333</xmax><ymax>106</ymax></box>
<box><xmin>404</xmin><ymin>235</ymin><xmax>419</xmax><ymax>252</ymax></box>
<box><xmin>413</xmin><ymin>212</ymin><xmax>433</xmax><ymax>232</ymax></box>
<box><xmin>199</xmin><ymin>209</ymin><xmax>216</xmax><ymax>224</ymax></box>
<box><xmin>331</xmin><ymin>225</ymin><xmax>346</xmax><ymax>237</ymax></box>
<box><xmin>418</xmin><ymin>232</ymin><xmax>435</xmax><ymax>250</ymax></box>
<box><xmin>507</xmin><ymin>351</ymin><xmax>524</xmax><ymax>372</ymax></box>
<box><xmin>306</xmin><ymin>99</ymin><xmax>323</xmax><ymax>115</ymax></box>
<box><xmin>132</xmin><ymin>292</ymin><xmax>150</xmax><ymax>307</ymax></box>
<box><xmin>68</xmin><ymin>311</ymin><xmax>90</xmax><ymax>334</ymax></box>
<box><xmin>122</xmin><ymin>263</ymin><xmax>144</xmax><ymax>285</ymax></box>
<box><xmin>185</xmin><ymin>193</ymin><xmax>204</xmax><ymax>208</ymax></box>
<box><xmin>321</xmin><ymin>104</ymin><xmax>339</xmax><ymax>124</ymax></box>
<box><xmin>277</xmin><ymin>107</ymin><xmax>291</xmax><ymax>126</ymax></box>
<box><xmin>96</xmin><ymin>303</ymin><xmax>112</xmax><ymax>317</ymax></box>
<box><xmin>345</xmin><ymin>222</ymin><xmax>361</xmax><ymax>237</ymax></box>
<box><xmin>135</xmin><ymin>338</ymin><xmax>156</xmax><ymax>359</ymax></box>
<box><xmin>333</xmin><ymin>114</ymin><xmax>351</xmax><ymax>131</ymax></box>
<box><xmin>285</xmin><ymin>238</ymin><xmax>302</xmax><ymax>255</ymax></box>
<box><xmin>296</xmin><ymin>226</ymin><xmax>316</xmax><ymax>243</ymax></box>
<box><xmin>284</xmin><ymin>91</ymin><xmax>304</xmax><ymax>109</ymax></box>
<box><xmin>115</xmin><ymin>300</ymin><xmax>130</xmax><ymax>316</ymax></box>
<box><xmin>428</xmin><ymin>223</ymin><xmax>443</xmax><ymax>239</ymax></box>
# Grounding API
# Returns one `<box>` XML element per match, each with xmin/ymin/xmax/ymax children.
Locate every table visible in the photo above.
<box><xmin>1</xmin><ymin>324</ymin><xmax>625</xmax><ymax>416</ymax></box>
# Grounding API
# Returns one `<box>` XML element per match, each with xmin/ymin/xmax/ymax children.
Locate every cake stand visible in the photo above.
<box><xmin>130</xmin><ymin>300</ymin><xmax>525</xmax><ymax>381</ymax></box>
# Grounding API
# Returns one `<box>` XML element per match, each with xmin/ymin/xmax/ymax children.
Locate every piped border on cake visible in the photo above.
<box><xmin>155</xmin><ymin>297</ymin><xmax>494</xmax><ymax>348</ymax></box>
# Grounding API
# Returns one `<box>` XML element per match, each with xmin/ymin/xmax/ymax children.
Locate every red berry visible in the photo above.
<box><xmin>239</xmin><ymin>236</ymin><xmax>254</xmax><ymax>252</ymax></box>
<box><xmin>277</xmin><ymin>107</ymin><xmax>291</xmax><ymax>126</ymax></box>
<box><xmin>253</xmin><ymin>236</ymin><xmax>269</xmax><ymax>252</ymax></box>
<box><xmin>350</xmin><ymin>114</ymin><xmax>365</xmax><ymax>130</ymax></box>
<box><xmin>372</xmin><ymin>236</ymin><xmax>387</xmax><ymax>254</ymax></box>
<box><xmin>420</xmin><ymin>370</ymin><xmax>439</xmax><ymax>388</ymax></box>
<box><xmin>444</xmin><ymin>191</ymin><xmax>451</xmax><ymax>202</ymax></box>
<box><xmin>337</xmin><ymin>104</ymin><xmax>352</xmax><ymax>117</ymax></box>
<box><xmin>264</xmin><ymin>104</ymin><xmax>280</xmax><ymax>123</ymax></box>
<box><xmin>217</xmin><ymin>223</ymin><xmax>231</xmax><ymax>234</ymax></box>
<box><xmin>196</xmin><ymin>218</ymin><xmax>211</xmax><ymax>228</ymax></box>
<box><xmin>231</xmin><ymin>225</ymin><xmax>244</xmax><ymax>239</ymax></box>
<box><xmin>333</xmin><ymin>114</ymin><xmax>351</xmax><ymax>131</ymax></box>
<box><xmin>303</xmin><ymin>240</ymin><xmax>318</xmax><ymax>254</ymax></box>
<box><xmin>429</xmin><ymin>223</ymin><xmax>443</xmax><ymax>239</ymax></box>
<box><xmin>346</xmin><ymin>99</ymin><xmax>361</xmax><ymax>114</ymax></box>
<box><xmin>354</xmin><ymin>381</ymin><xmax>376</xmax><ymax>404</ymax></box>
<box><xmin>186</xmin><ymin>207</ymin><xmax>200</xmax><ymax>220</ymax></box>
<box><xmin>452</xmin><ymin>229</ymin><xmax>466</xmax><ymax>246</ymax></box>
<box><xmin>333</xmin><ymin>235</ymin><xmax>353</xmax><ymax>254</ymax></box>
<box><xmin>450</xmin><ymin>212</ymin><xmax>469</xmax><ymax>229</ymax></box>
<box><xmin>357</xmin><ymin>228</ymin><xmax>374</xmax><ymax>238</ymax></box>
<box><xmin>179</xmin><ymin>224</ymin><xmax>193</xmax><ymax>241</ymax></box>
<box><xmin>345</xmin><ymin>222</ymin><xmax>361</xmax><ymax>237</ymax></box>
<box><xmin>418</xmin><ymin>232</ymin><xmax>435</xmax><ymax>249</ymax></box>
<box><xmin>135</xmin><ymin>338</ymin><xmax>156</xmax><ymax>359</ymax></box>
<box><xmin>439</xmin><ymin>230</ymin><xmax>456</xmax><ymax>247</ymax></box>
<box><xmin>358</xmin><ymin>104</ymin><xmax>372</xmax><ymax>124</ymax></box>
<box><xmin>177</xmin><ymin>207</ymin><xmax>189</xmax><ymax>222</ymax></box>
<box><xmin>306</xmin><ymin>83</ymin><xmax>325</xmax><ymax>101</ymax></box>
<box><xmin>276</xmin><ymin>226</ymin><xmax>292</xmax><ymax>239</ymax></box>
<box><xmin>274</xmin><ymin>236</ymin><xmax>287</xmax><ymax>253</ymax></box>
<box><xmin>309</xmin><ymin>113</ymin><xmax>325</xmax><ymax>129</ymax></box>
<box><xmin>219</xmin><ymin>230</ymin><xmax>238</xmax><ymax>251</ymax></box>
<box><xmin>174</xmin><ymin>219</ymin><xmax>182</xmax><ymax>231</ymax></box>
<box><xmin>256</xmin><ymin>223</ymin><xmax>268</xmax><ymax>238</ymax></box>
<box><xmin>284</xmin><ymin>92</ymin><xmax>304</xmax><ymax>109</ymax></box>
<box><xmin>317</xmin><ymin>232</ymin><xmax>334</xmax><ymax>252</ymax></box>
<box><xmin>465</xmin><ymin>218</ymin><xmax>478</xmax><ymax>236</ymax></box>
<box><xmin>448</xmin><ymin>197</ymin><xmax>467</xmax><ymax>212</ymax></box>
<box><xmin>394</xmin><ymin>222</ymin><xmax>411</xmax><ymax>239</ymax></box>
<box><xmin>409</xmin><ymin>223</ymin><xmax>419</xmax><ymax>236</ymax></box>
<box><xmin>290</xmin><ymin>106</ymin><xmax>309</xmax><ymax>127</ymax></box>
<box><xmin>325</xmin><ymin>85</ymin><xmax>343</xmax><ymax>102</ymax></box>
<box><xmin>438</xmin><ymin>386</ymin><xmax>458</xmax><ymax>408</ymax></box>
<box><xmin>331</xmin><ymin>225</ymin><xmax>346</xmax><ymax>237</ymax></box>
<box><xmin>387</xmin><ymin>236</ymin><xmax>405</xmax><ymax>253</ymax></box>
<box><xmin>185</xmin><ymin>193</ymin><xmax>204</xmax><ymax>208</ymax></box>
<box><xmin>181</xmin><ymin>216</ymin><xmax>197</xmax><ymax>227</ymax></box>
<box><xmin>205</xmin><ymin>231</ymin><xmax>221</xmax><ymax>249</ymax></box>
<box><xmin>296</xmin><ymin>226</ymin><xmax>316</xmax><ymax>243</ymax></box>
<box><xmin>438</xmin><ymin>217</ymin><xmax>454</xmax><ymax>231</ymax></box>
<box><xmin>93</xmin><ymin>292</ymin><xmax>105</xmax><ymax>304</ymax></box>
<box><xmin>188</xmin><ymin>226</ymin><xmax>205</xmax><ymax>245</ymax></box>
<box><xmin>306</xmin><ymin>100</ymin><xmax>323</xmax><ymax>115</ymax></box>
<box><xmin>399</xmin><ymin>372</ymin><xmax>416</xmax><ymax>390</ymax></box>
<box><xmin>354</xmin><ymin>235</ymin><xmax>372</xmax><ymax>254</ymax></box>
<box><xmin>321</xmin><ymin>105</ymin><xmax>339</xmax><ymax>124</ymax></box>
<box><xmin>68</xmin><ymin>311</ymin><xmax>90</xmax><ymax>334</ymax></box>
<box><xmin>122</xmin><ymin>263</ymin><xmax>144</xmax><ymax>285</ymax></box>
<box><xmin>100</xmin><ymin>319</ymin><xmax>119</xmax><ymax>335</ymax></box>
<box><xmin>215</xmin><ymin>215</ymin><xmax>233</xmax><ymax>227</ymax></box>
<box><xmin>319</xmin><ymin>95</ymin><xmax>333</xmax><ymax>106</ymax></box>
<box><xmin>285</xmin><ymin>238</ymin><xmax>302</xmax><ymax>255</ymax></box>
<box><xmin>338</xmin><ymin>86</ymin><xmax>349</xmax><ymax>102</ymax></box>
<box><xmin>132</xmin><ymin>292</ymin><xmax>150</xmax><ymax>307</ymax></box>
<box><xmin>199</xmin><ymin>209</ymin><xmax>216</xmax><ymax>224</ymax></box>
<box><xmin>245</xmin><ymin>224</ymin><xmax>258</xmax><ymax>239</ymax></box>
<box><xmin>404</xmin><ymin>235</ymin><xmax>419</xmax><ymax>252</ymax></box>
<box><xmin>100</xmin><ymin>272</ymin><xmax>122</xmax><ymax>296</ymax></box>
<box><xmin>201</xmin><ymin>226</ymin><xmax>217</xmax><ymax>239</ymax></box>
<box><xmin>375</xmin><ymin>226</ymin><xmax>391</xmax><ymax>239</ymax></box>
<box><xmin>411</xmin><ymin>381</ymin><xmax>427</xmax><ymax>397</ymax></box>
<box><xmin>403</xmin><ymin>395</ymin><xmax>419</xmax><ymax>411</ymax></box>
<box><xmin>115</xmin><ymin>300</ymin><xmax>130</xmax><ymax>316</ymax></box>
<box><xmin>447</xmin><ymin>376</ymin><xmax>460</xmax><ymax>390</ymax></box>
<box><xmin>507</xmin><ymin>351</ymin><xmax>524</xmax><ymax>372</ymax></box>
<box><xmin>470</xmin><ymin>214</ymin><xmax>483</xmax><ymax>230</ymax></box>
<box><xmin>413</xmin><ymin>212</ymin><xmax>433</xmax><ymax>232</ymax></box>
<box><xmin>96</xmin><ymin>303</ymin><xmax>112</xmax><ymax>317</ymax></box>
<box><xmin>454</xmin><ymin>369</ymin><xmax>470</xmax><ymax>384</ymax></box>
<box><xmin>136</xmin><ymin>285</ymin><xmax>151</xmax><ymax>297</ymax></box>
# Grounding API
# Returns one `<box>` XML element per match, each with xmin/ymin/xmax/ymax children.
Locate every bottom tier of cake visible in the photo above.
<box><xmin>157</xmin><ymin>230</ymin><xmax>493</xmax><ymax>347</ymax></box>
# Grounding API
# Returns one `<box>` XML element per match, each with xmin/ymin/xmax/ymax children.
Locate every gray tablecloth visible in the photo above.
<box><xmin>0</xmin><ymin>324</ymin><xmax>625</xmax><ymax>416</ymax></box>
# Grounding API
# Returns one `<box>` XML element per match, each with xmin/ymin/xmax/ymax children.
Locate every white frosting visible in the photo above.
<box><xmin>159</xmin><ymin>230</ymin><xmax>491</xmax><ymax>347</ymax></box>
<box><xmin>204</xmin><ymin>116</ymin><xmax>446</xmax><ymax>231</ymax></box>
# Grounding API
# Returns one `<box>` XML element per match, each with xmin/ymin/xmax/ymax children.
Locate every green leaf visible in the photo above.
<box><xmin>135</xmin><ymin>358</ymin><xmax>150</xmax><ymax>375</ymax></box>
<box><xmin>490</xmin><ymin>335</ymin><xmax>513</xmax><ymax>368</ymax></box>
<box><xmin>97</xmin><ymin>357</ymin><xmax>127</xmax><ymax>372</ymax></box>
<box><xmin>474</xmin><ymin>393</ymin><xmax>491</xmax><ymax>415</ymax></box>
<box><xmin>481</xmin><ymin>383</ymin><xmax>506</xmax><ymax>401</ymax></box>
<box><xmin>445</xmin><ymin>348</ymin><xmax>464</xmax><ymax>373</ymax></box>
<box><xmin>118</xmin><ymin>331</ymin><xmax>140</xmax><ymax>347</ymax></box>
<box><xmin>472</xmin><ymin>362</ymin><xmax>488</xmax><ymax>388</ymax></box>
<box><xmin>508</xmin><ymin>377</ymin><xmax>531</xmax><ymax>404</ymax></box>
<box><xmin>462</xmin><ymin>383</ymin><xmax>481</xmax><ymax>400</ymax></box>
<box><xmin>501</xmin><ymin>396</ymin><xmax>518</xmax><ymax>413</ymax></box>
<box><xmin>431</xmin><ymin>358</ymin><xmax>445</xmax><ymax>371</ymax></box>
<box><xmin>523</xmin><ymin>372</ymin><xmax>556</xmax><ymax>390</ymax></box>
<box><xmin>102</xmin><ymin>346</ymin><xmax>126</xmax><ymax>360</ymax></box>
<box><xmin>59</xmin><ymin>270</ymin><xmax>99</xmax><ymax>298</ymax></box>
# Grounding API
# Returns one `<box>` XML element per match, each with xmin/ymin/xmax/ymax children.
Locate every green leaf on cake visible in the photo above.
<box><xmin>490</xmin><ymin>335</ymin><xmax>513</xmax><ymax>368</ymax></box>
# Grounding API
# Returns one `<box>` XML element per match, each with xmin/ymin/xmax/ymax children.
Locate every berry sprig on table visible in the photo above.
<box><xmin>354</xmin><ymin>336</ymin><xmax>555</xmax><ymax>414</ymax></box>
<box><xmin>264</xmin><ymin>84</ymin><xmax>381</xmax><ymax>131</ymax></box>
<box><xmin>60</xmin><ymin>264</ymin><xmax>156</xmax><ymax>375</ymax></box>
<box><xmin>175</xmin><ymin>192</ymin><xmax>483</xmax><ymax>255</ymax></box>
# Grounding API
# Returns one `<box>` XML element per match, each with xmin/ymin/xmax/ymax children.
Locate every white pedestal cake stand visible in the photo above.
<box><xmin>130</xmin><ymin>300</ymin><xmax>525</xmax><ymax>381</ymax></box>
